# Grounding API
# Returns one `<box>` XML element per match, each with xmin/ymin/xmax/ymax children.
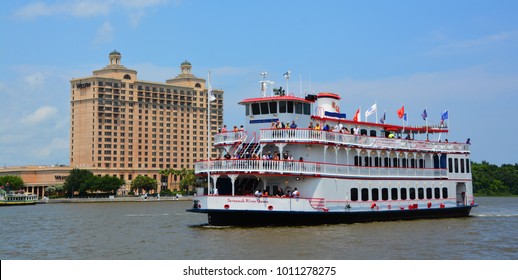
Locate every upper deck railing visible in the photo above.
<box><xmin>256</xmin><ymin>129</ymin><xmax>468</xmax><ymax>153</ymax></box>
<box><xmin>195</xmin><ymin>159</ymin><xmax>448</xmax><ymax>179</ymax></box>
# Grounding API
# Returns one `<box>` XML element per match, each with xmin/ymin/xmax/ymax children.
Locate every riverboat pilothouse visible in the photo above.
<box><xmin>187</xmin><ymin>74</ymin><xmax>476</xmax><ymax>226</ymax></box>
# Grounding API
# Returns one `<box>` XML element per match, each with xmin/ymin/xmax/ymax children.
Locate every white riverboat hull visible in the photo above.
<box><xmin>187</xmin><ymin>195</ymin><xmax>476</xmax><ymax>226</ymax></box>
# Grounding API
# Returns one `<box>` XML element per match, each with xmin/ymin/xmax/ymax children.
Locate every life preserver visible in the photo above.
<box><xmin>370</xmin><ymin>203</ymin><xmax>377</xmax><ymax>209</ymax></box>
<box><xmin>224</xmin><ymin>204</ymin><xmax>230</xmax><ymax>209</ymax></box>
<box><xmin>268</xmin><ymin>205</ymin><xmax>273</xmax><ymax>211</ymax></box>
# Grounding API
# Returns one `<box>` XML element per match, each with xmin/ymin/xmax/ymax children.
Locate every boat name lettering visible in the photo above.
<box><xmin>227</xmin><ymin>198</ymin><xmax>268</xmax><ymax>203</ymax></box>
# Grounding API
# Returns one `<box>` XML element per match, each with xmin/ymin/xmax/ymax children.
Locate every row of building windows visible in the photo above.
<box><xmin>350</xmin><ymin>187</ymin><xmax>449</xmax><ymax>202</ymax></box>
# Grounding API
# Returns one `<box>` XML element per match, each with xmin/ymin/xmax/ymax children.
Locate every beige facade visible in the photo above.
<box><xmin>69</xmin><ymin>51</ymin><xmax>223</xmax><ymax>192</ymax></box>
<box><xmin>0</xmin><ymin>51</ymin><xmax>224</xmax><ymax>196</ymax></box>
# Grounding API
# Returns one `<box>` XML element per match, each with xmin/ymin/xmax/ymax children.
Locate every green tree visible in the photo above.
<box><xmin>131</xmin><ymin>175</ymin><xmax>157</xmax><ymax>194</ymax></box>
<box><xmin>160</xmin><ymin>168</ymin><xmax>197</xmax><ymax>193</ymax></box>
<box><xmin>95</xmin><ymin>175</ymin><xmax>126</xmax><ymax>194</ymax></box>
<box><xmin>0</xmin><ymin>175</ymin><xmax>24</xmax><ymax>191</ymax></box>
<box><xmin>64</xmin><ymin>168</ymin><xmax>94</xmax><ymax>197</ymax></box>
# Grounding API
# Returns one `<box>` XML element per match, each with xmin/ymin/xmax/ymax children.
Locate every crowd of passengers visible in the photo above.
<box><xmin>219</xmin><ymin>150</ymin><xmax>302</xmax><ymax>162</ymax></box>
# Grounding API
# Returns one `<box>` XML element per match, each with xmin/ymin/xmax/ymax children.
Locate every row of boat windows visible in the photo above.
<box><xmin>352</xmin><ymin>155</ymin><xmax>471</xmax><ymax>173</ymax></box>
<box><xmin>354</xmin><ymin>156</ymin><xmax>426</xmax><ymax>168</ymax></box>
<box><xmin>246</xmin><ymin>101</ymin><xmax>311</xmax><ymax>116</ymax></box>
<box><xmin>350</xmin><ymin>187</ymin><xmax>448</xmax><ymax>202</ymax></box>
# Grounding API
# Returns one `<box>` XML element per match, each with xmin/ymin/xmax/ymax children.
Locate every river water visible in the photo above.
<box><xmin>1</xmin><ymin>196</ymin><xmax>517</xmax><ymax>260</ymax></box>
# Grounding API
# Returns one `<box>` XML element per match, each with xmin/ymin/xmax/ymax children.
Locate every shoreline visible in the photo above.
<box><xmin>38</xmin><ymin>195</ymin><xmax>194</xmax><ymax>204</ymax></box>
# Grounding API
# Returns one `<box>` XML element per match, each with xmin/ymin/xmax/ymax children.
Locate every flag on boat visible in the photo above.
<box><xmin>441</xmin><ymin>110</ymin><xmax>448</xmax><ymax>120</ymax></box>
<box><xmin>397</xmin><ymin>106</ymin><xmax>405</xmax><ymax>119</ymax></box>
<box><xmin>421</xmin><ymin>109</ymin><xmax>427</xmax><ymax>120</ymax></box>
<box><xmin>380</xmin><ymin>111</ymin><xmax>386</xmax><ymax>124</ymax></box>
<box><xmin>353</xmin><ymin>108</ymin><xmax>361</xmax><ymax>122</ymax></box>
<box><xmin>365</xmin><ymin>104</ymin><xmax>377</xmax><ymax>118</ymax></box>
<box><xmin>403</xmin><ymin>113</ymin><xmax>407</xmax><ymax>121</ymax></box>
<box><xmin>208</xmin><ymin>76</ymin><xmax>216</xmax><ymax>102</ymax></box>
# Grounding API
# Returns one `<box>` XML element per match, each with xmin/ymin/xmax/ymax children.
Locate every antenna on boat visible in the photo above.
<box><xmin>284</xmin><ymin>70</ymin><xmax>291</xmax><ymax>96</ymax></box>
<box><xmin>260</xmin><ymin>72</ymin><xmax>267</xmax><ymax>97</ymax></box>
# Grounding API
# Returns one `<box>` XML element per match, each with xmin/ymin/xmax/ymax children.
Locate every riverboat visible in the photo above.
<box><xmin>0</xmin><ymin>189</ymin><xmax>38</xmax><ymax>206</ymax></box>
<box><xmin>187</xmin><ymin>75</ymin><xmax>476</xmax><ymax>226</ymax></box>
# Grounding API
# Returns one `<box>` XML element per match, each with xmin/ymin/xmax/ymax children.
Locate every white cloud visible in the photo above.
<box><xmin>94</xmin><ymin>21</ymin><xmax>114</xmax><ymax>45</ymax></box>
<box><xmin>13</xmin><ymin>0</ymin><xmax>110</xmax><ymax>20</ymax></box>
<box><xmin>24</xmin><ymin>72</ymin><xmax>45</xmax><ymax>88</ymax></box>
<box><xmin>34</xmin><ymin>137</ymin><xmax>69</xmax><ymax>158</ymax></box>
<box><xmin>21</xmin><ymin>106</ymin><xmax>58</xmax><ymax>125</ymax></box>
<box><xmin>13</xmin><ymin>0</ymin><xmax>171</xmax><ymax>25</ymax></box>
<box><xmin>427</xmin><ymin>31</ymin><xmax>518</xmax><ymax>56</ymax></box>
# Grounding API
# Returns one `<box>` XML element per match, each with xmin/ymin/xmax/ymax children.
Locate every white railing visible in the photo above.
<box><xmin>259</xmin><ymin>129</ymin><xmax>470</xmax><ymax>153</ymax></box>
<box><xmin>214</xmin><ymin>131</ymin><xmax>247</xmax><ymax>145</ymax></box>
<box><xmin>195</xmin><ymin>159</ymin><xmax>448</xmax><ymax>179</ymax></box>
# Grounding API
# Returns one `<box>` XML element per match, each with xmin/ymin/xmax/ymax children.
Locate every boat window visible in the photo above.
<box><xmin>384</xmin><ymin>157</ymin><xmax>390</xmax><ymax>167</ymax></box>
<box><xmin>370</xmin><ymin>130</ymin><xmax>377</xmax><ymax>137</ymax></box>
<box><xmin>466</xmin><ymin>159</ymin><xmax>470</xmax><ymax>173</ymax></box>
<box><xmin>419</xmin><ymin>159</ymin><xmax>425</xmax><ymax>168</ymax></box>
<box><xmin>303</xmin><ymin>103</ymin><xmax>311</xmax><ymax>115</ymax></box>
<box><xmin>374</xmin><ymin>157</ymin><xmax>380</xmax><ymax>167</ymax></box>
<box><xmin>409</xmin><ymin>188</ymin><xmax>416</xmax><ymax>200</ymax></box>
<box><xmin>434</xmin><ymin>187</ymin><xmax>441</xmax><ymax>199</ymax></box>
<box><xmin>287</xmin><ymin>101</ymin><xmax>294</xmax><ymax>113</ymax></box>
<box><xmin>426</xmin><ymin>188</ymin><xmax>433</xmax><ymax>199</ymax></box>
<box><xmin>364</xmin><ymin>156</ymin><xmax>371</xmax><ymax>167</ymax></box>
<box><xmin>410</xmin><ymin>158</ymin><xmax>416</xmax><ymax>168</ymax></box>
<box><xmin>269</xmin><ymin>102</ymin><xmax>277</xmax><ymax>114</ymax></box>
<box><xmin>440</xmin><ymin>154</ymin><xmax>447</xmax><ymax>169</ymax></box>
<box><xmin>361</xmin><ymin>188</ymin><xmax>369</xmax><ymax>201</ymax></box>
<box><xmin>372</xmin><ymin>188</ymin><xmax>379</xmax><ymax>201</ymax></box>
<box><xmin>251</xmin><ymin>103</ymin><xmax>260</xmax><ymax>115</ymax></box>
<box><xmin>354</xmin><ymin>156</ymin><xmax>362</xmax><ymax>166</ymax></box>
<box><xmin>401</xmin><ymin>188</ymin><xmax>407</xmax><ymax>200</ymax></box>
<box><xmin>245</xmin><ymin>104</ymin><xmax>250</xmax><ymax>116</ymax></box>
<box><xmin>392</xmin><ymin>158</ymin><xmax>399</xmax><ymax>168</ymax></box>
<box><xmin>360</xmin><ymin>129</ymin><xmax>367</xmax><ymax>135</ymax></box>
<box><xmin>454</xmin><ymin>158</ymin><xmax>459</xmax><ymax>173</ymax></box>
<box><xmin>448</xmin><ymin>158</ymin><xmax>453</xmax><ymax>173</ymax></box>
<box><xmin>295</xmin><ymin>102</ymin><xmax>302</xmax><ymax>114</ymax></box>
<box><xmin>391</xmin><ymin>188</ymin><xmax>398</xmax><ymax>200</ymax></box>
<box><xmin>460</xmin><ymin>159</ymin><xmax>465</xmax><ymax>173</ymax></box>
<box><xmin>418</xmin><ymin>188</ymin><xmax>424</xmax><ymax>199</ymax></box>
<box><xmin>260</xmin><ymin>102</ymin><xmax>269</xmax><ymax>115</ymax></box>
<box><xmin>433</xmin><ymin>154</ymin><xmax>440</xmax><ymax>169</ymax></box>
<box><xmin>442</xmin><ymin>187</ymin><xmax>448</xmax><ymax>199</ymax></box>
<box><xmin>351</xmin><ymin>188</ymin><xmax>358</xmax><ymax>201</ymax></box>
<box><xmin>279</xmin><ymin>101</ymin><xmax>287</xmax><ymax>113</ymax></box>
<box><xmin>382</xmin><ymin>188</ymin><xmax>389</xmax><ymax>200</ymax></box>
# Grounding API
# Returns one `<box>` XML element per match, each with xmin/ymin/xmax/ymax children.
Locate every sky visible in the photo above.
<box><xmin>1</xmin><ymin>0</ymin><xmax>517</xmax><ymax>167</ymax></box>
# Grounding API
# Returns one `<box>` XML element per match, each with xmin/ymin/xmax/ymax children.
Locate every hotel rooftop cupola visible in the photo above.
<box><xmin>109</xmin><ymin>50</ymin><xmax>122</xmax><ymax>66</ymax></box>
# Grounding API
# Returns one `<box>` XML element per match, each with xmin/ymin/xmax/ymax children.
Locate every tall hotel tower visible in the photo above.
<box><xmin>70</xmin><ymin>50</ymin><xmax>223</xmax><ymax>192</ymax></box>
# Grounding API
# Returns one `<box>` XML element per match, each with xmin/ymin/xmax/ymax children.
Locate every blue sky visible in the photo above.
<box><xmin>1</xmin><ymin>0</ymin><xmax>517</xmax><ymax>166</ymax></box>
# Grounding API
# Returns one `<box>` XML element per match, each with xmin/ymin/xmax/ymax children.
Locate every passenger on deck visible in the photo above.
<box><xmin>308</xmin><ymin>121</ymin><xmax>314</xmax><ymax>129</ymax></box>
<box><xmin>290</xmin><ymin>121</ymin><xmax>297</xmax><ymax>129</ymax></box>
<box><xmin>292</xmin><ymin>188</ymin><xmax>300</xmax><ymax>198</ymax></box>
<box><xmin>255</xmin><ymin>189</ymin><xmax>262</xmax><ymax>197</ymax></box>
<box><xmin>276</xmin><ymin>187</ymin><xmax>285</xmax><ymax>197</ymax></box>
<box><xmin>221</xmin><ymin>125</ymin><xmax>227</xmax><ymax>133</ymax></box>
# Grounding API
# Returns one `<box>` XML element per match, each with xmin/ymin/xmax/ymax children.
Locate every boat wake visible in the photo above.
<box><xmin>473</xmin><ymin>213</ymin><xmax>518</xmax><ymax>218</ymax></box>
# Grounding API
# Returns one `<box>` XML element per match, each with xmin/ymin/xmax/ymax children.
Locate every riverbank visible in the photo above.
<box><xmin>38</xmin><ymin>195</ymin><xmax>193</xmax><ymax>204</ymax></box>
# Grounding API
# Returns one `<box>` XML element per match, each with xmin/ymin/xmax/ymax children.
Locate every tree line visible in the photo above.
<box><xmin>472</xmin><ymin>161</ymin><xmax>518</xmax><ymax>196</ymax></box>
